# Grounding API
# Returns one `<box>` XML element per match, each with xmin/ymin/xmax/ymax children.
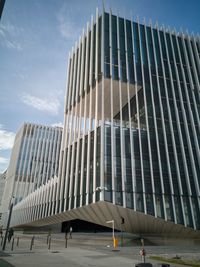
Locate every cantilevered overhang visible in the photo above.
<box><xmin>68</xmin><ymin>78</ymin><xmax>141</xmax><ymax>120</ymax></box>
<box><xmin>11</xmin><ymin>201</ymin><xmax>200</xmax><ymax>238</ymax></box>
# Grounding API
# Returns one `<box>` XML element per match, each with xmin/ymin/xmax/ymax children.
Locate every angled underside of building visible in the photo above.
<box><xmin>10</xmin><ymin>10</ymin><xmax>200</xmax><ymax>237</ymax></box>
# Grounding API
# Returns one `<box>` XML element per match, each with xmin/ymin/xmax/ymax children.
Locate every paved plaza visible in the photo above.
<box><xmin>0</xmin><ymin>232</ymin><xmax>200</xmax><ymax>267</ymax></box>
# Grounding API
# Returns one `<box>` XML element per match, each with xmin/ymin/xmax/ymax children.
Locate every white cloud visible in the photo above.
<box><xmin>0</xmin><ymin>157</ymin><xmax>9</xmax><ymax>164</ymax></box>
<box><xmin>0</xmin><ymin>125</ymin><xmax>15</xmax><ymax>150</ymax></box>
<box><xmin>0</xmin><ymin>22</ymin><xmax>24</xmax><ymax>37</ymax></box>
<box><xmin>0</xmin><ymin>28</ymin><xmax>5</xmax><ymax>37</ymax></box>
<box><xmin>0</xmin><ymin>156</ymin><xmax>9</xmax><ymax>172</ymax></box>
<box><xmin>56</xmin><ymin>6</ymin><xmax>81</xmax><ymax>40</ymax></box>
<box><xmin>13</xmin><ymin>72</ymin><xmax>27</xmax><ymax>80</ymax></box>
<box><xmin>59</xmin><ymin>19</ymin><xmax>78</xmax><ymax>40</ymax></box>
<box><xmin>5</xmin><ymin>40</ymin><xmax>22</xmax><ymax>51</ymax></box>
<box><xmin>0</xmin><ymin>21</ymin><xmax>23</xmax><ymax>51</ymax></box>
<box><xmin>51</xmin><ymin>122</ymin><xmax>63</xmax><ymax>128</ymax></box>
<box><xmin>20</xmin><ymin>93</ymin><xmax>60</xmax><ymax>115</ymax></box>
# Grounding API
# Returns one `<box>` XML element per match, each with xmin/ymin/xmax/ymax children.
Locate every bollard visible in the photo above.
<box><xmin>30</xmin><ymin>239</ymin><xmax>32</xmax><ymax>251</ymax></box>
<box><xmin>65</xmin><ymin>236</ymin><xmax>68</xmax><ymax>248</ymax></box>
<box><xmin>48</xmin><ymin>236</ymin><xmax>51</xmax><ymax>250</ymax></box>
<box><xmin>140</xmin><ymin>248</ymin><xmax>146</xmax><ymax>263</ymax></box>
<box><xmin>113</xmin><ymin>238</ymin><xmax>118</xmax><ymax>250</ymax></box>
<box><xmin>17</xmin><ymin>237</ymin><xmax>19</xmax><ymax>247</ymax></box>
<box><xmin>11</xmin><ymin>238</ymin><xmax>14</xmax><ymax>251</ymax></box>
<box><xmin>1</xmin><ymin>236</ymin><xmax>3</xmax><ymax>246</ymax></box>
<box><xmin>47</xmin><ymin>233</ymin><xmax>51</xmax><ymax>245</ymax></box>
<box><xmin>30</xmin><ymin>236</ymin><xmax>34</xmax><ymax>251</ymax></box>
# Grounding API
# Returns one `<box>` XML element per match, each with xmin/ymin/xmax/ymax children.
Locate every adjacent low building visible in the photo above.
<box><xmin>1</xmin><ymin>123</ymin><xmax>62</xmax><ymax>225</ymax></box>
<box><xmin>0</xmin><ymin>170</ymin><xmax>6</xmax><ymax>226</ymax></box>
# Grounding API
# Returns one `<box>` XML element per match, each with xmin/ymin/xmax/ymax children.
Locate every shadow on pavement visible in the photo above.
<box><xmin>0</xmin><ymin>258</ymin><xmax>14</xmax><ymax>267</ymax></box>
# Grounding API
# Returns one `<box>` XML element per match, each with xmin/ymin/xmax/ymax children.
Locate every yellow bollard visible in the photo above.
<box><xmin>113</xmin><ymin>238</ymin><xmax>118</xmax><ymax>249</ymax></box>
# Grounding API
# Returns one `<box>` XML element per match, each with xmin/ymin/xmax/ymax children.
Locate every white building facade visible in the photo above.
<box><xmin>2</xmin><ymin>123</ymin><xmax>62</xmax><ymax>225</ymax></box>
<box><xmin>0</xmin><ymin>171</ymin><xmax>6</xmax><ymax>226</ymax></box>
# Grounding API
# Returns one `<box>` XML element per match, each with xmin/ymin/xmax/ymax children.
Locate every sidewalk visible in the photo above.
<box><xmin>0</xmin><ymin>232</ymin><xmax>200</xmax><ymax>267</ymax></box>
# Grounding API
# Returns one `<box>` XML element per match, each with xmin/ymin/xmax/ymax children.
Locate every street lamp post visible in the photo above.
<box><xmin>95</xmin><ymin>186</ymin><xmax>108</xmax><ymax>201</ymax></box>
<box><xmin>106</xmin><ymin>220</ymin><xmax>115</xmax><ymax>246</ymax></box>
<box><xmin>95</xmin><ymin>186</ymin><xmax>108</xmax><ymax>192</ymax></box>
<box><xmin>2</xmin><ymin>197</ymin><xmax>14</xmax><ymax>251</ymax></box>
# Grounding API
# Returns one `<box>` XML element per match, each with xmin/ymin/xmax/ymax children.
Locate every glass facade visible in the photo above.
<box><xmin>10</xmin><ymin>124</ymin><xmax>62</xmax><ymax>205</ymax></box>
<box><xmin>9</xmin><ymin>11</ymin><xmax>200</xmax><ymax>235</ymax></box>
<box><xmin>60</xmin><ymin>11</ymin><xmax>200</xmax><ymax>232</ymax></box>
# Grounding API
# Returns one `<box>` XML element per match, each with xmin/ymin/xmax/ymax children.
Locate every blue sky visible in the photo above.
<box><xmin>0</xmin><ymin>0</ymin><xmax>199</xmax><ymax>173</ymax></box>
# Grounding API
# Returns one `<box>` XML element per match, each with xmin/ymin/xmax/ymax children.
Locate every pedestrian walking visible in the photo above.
<box><xmin>69</xmin><ymin>226</ymin><xmax>73</xmax><ymax>239</ymax></box>
<box><xmin>8</xmin><ymin>228</ymin><xmax>14</xmax><ymax>242</ymax></box>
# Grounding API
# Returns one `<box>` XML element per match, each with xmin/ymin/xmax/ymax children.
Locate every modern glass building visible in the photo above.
<box><xmin>8</xmin><ymin>10</ymin><xmax>200</xmax><ymax>237</ymax></box>
<box><xmin>1</xmin><ymin>123</ymin><xmax>62</xmax><ymax>221</ymax></box>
